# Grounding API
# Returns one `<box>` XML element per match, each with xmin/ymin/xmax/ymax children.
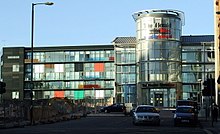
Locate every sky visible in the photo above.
<box><xmin>0</xmin><ymin>0</ymin><xmax>214</xmax><ymax>47</ymax></box>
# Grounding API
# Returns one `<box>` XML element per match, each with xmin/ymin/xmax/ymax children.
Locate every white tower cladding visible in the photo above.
<box><xmin>133</xmin><ymin>9</ymin><xmax>184</xmax><ymax>107</ymax></box>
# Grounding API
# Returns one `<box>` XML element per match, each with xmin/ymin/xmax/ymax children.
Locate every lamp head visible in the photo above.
<box><xmin>45</xmin><ymin>2</ymin><xmax>54</xmax><ymax>6</ymax></box>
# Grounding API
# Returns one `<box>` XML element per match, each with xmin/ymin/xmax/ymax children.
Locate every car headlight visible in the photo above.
<box><xmin>174</xmin><ymin>114</ymin><xmax>181</xmax><ymax>119</ymax></box>
<box><xmin>133</xmin><ymin>113</ymin><xmax>138</xmax><ymax>118</ymax></box>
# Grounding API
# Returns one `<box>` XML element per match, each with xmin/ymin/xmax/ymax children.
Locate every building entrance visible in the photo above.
<box><xmin>150</xmin><ymin>88</ymin><xmax>176</xmax><ymax>107</ymax></box>
<box><xmin>154</xmin><ymin>93</ymin><xmax>163</xmax><ymax>106</ymax></box>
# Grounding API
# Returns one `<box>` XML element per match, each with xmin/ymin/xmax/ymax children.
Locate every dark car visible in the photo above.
<box><xmin>173</xmin><ymin>106</ymin><xmax>198</xmax><ymax>126</ymax></box>
<box><xmin>100</xmin><ymin>103</ymin><xmax>125</xmax><ymax>113</ymax></box>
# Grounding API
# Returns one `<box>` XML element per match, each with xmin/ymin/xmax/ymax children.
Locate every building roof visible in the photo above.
<box><xmin>112</xmin><ymin>35</ymin><xmax>214</xmax><ymax>44</ymax></box>
<box><xmin>112</xmin><ymin>37</ymin><xmax>136</xmax><ymax>44</ymax></box>
<box><xmin>181</xmin><ymin>35</ymin><xmax>214</xmax><ymax>43</ymax></box>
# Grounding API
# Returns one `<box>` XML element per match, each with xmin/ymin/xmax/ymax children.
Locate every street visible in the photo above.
<box><xmin>0</xmin><ymin>110</ymin><xmax>208</xmax><ymax>134</ymax></box>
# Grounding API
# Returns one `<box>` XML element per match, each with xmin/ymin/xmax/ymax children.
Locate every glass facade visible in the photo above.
<box><xmin>0</xmin><ymin>7</ymin><xmax>215</xmax><ymax>107</ymax></box>
<box><xmin>23</xmin><ymin>48</ymin><xmax>115</xmax><ymax>105</ymax></box>
<box><xmin>133</xmin><ymin>10</ymin><xmax>184</xmax><ymax>107</ymax></box>
<box><xmin>114</xmin><ymin>44</ymin><xmax>136</xmax><ymax>104</ymax></box>
<box><xmin>0</xmin><ymin>36</ymin><xmax>215</xmax><ymax>107</ymax></box>
<box><xmin>182</xmin><ymin>42</ymin><xmax>215</xmax><ymax>101</ymax></box>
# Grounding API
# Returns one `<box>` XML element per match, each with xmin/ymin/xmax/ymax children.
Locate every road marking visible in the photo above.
<box><xmin>203</xmin><ymin>129</ymin><xmax>213</xmax><ymax>134</ymax></box>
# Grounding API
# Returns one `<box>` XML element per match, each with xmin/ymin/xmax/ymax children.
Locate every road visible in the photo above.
<box><xmin>0</xmin><ymin>110</ymin><xmax>207</xmax><ymax>134</ymax></box>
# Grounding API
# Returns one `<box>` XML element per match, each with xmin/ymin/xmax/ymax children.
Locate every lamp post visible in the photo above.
<box><xmin>30</xmin><ymin>2</ymin><xmax>53</xmax><ymax>125</ymax></box>
<box><xmin>197</xmin><ymin>79</ymin><xmax>202</xmax><ymax>107</ymax></box>
<box><xmin>92</xmin><ymin>87</ymin><xmax>96</xmax><ymax>114</ymax></box>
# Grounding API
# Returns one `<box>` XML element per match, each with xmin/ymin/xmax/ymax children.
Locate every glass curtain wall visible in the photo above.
<box><xmin>133</xmin><ymin>10</ymin><xmax>184</xmax><ymax>107</ymax></box>
<box><xmin>24</xmin><ymin>49</ymin><xmax>115</xmax><ymax>106</ymax></box>
<box><xmin>114</xmin><ymin>46</ymin><xmax>136</xmax><ymax>104</ymax></box>
<box><xmin>182</xmin><ymin>42</ymin><xmax>215</xmax><ymax>101</ymax></box>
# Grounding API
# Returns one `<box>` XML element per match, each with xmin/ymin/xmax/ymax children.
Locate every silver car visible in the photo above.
<box><xmin>132</xmin><ymin>105</ymin><xmax>160</xmax><ymax>126</ymax></box>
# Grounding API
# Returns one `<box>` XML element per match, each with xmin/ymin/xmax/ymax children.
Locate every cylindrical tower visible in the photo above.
<box><xmin>133</xmin><ymin>9</ymin><xmax>184</xmax><ymax>107</ymax></box>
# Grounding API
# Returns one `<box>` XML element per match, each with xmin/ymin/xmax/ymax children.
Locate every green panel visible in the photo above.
<box><xmin>74</xmin><ymin>90</ymin><xmax>84</xmax><ymax>100</ymax></box>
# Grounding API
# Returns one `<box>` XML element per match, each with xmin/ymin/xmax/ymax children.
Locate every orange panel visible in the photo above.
<box><xmin>54</xmin><ymin>91</ymin><xmax>64</xmax><ymax>98</ymax></box>
<box><xmin>45</xmin><ymin>64</ymin><xmax>54</xmax><ymax>68</ymax></box>
<box><xmin>78</xmin><ymin>84</ymin><xmax>84</xmax><ymax>89</ymax></box>
<box><xmin>24</xmin><ymin>59</ymin><xmax>39</xmax><ymax>63</ymax></box>
<box><xmin>94</xmin><ymin>63</ymin><xmax>104</xmax><ymax>72</ymax></box>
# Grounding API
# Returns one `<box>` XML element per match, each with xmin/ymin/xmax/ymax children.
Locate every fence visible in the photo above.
<box><xmin>0</xmin><ymin>97</ymin><xmax>84</xmax><ymax>127</ymax></box>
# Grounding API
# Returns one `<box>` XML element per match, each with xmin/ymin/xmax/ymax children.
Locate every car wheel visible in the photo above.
<box><xmin>104</xmin><ymin>109</ymin><xmax>108</xmax><ymax>113</ymax></box>
<box><xmin>133</xmin><ymin>121</ymin><xmax>138</xmax><ymax>126</ymax></box>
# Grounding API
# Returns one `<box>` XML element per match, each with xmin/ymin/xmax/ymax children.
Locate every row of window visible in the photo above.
<box><xmin>24</xmin><ymin>63</ymin><xmax>115</xmax><ymax>81</ymax></box>
<box><xmin>25</xmin><ymin>50</ymin><xmax>114</xmax><ymax>63</ymax></box>
<box><xmin>140</xmin><ymin>73</ymin><xmax>181</xmax><ymax>82</ymax></box>
<box><xmin>25</xmin><ymin>71</ymin><xmax>115</xmax><ymax>81</ymax></box>
<box><xmin>25</xmin><ymin>63</ymin><xmax>114</xmax><ymax>73</ymax></box>
<box><xmin>24</xmin><ymin>90</ymin><xmax>114</xmax><ymax>100</ymax></box>
<box><xmin>24</xmin><ymin>81</ymin><xmax>114</xmax><ymax>90</ymax></box>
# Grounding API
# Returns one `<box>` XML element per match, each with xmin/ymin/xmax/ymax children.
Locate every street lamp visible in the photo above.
<box><xmin>197</xmin><ymin>79</ymin><xmax>202</xmax><ymax>106</ymax></box>
<box><xmin>92</xmin><ymin>87</ymin><xmax>97</xmax><ymax>114</ymax></box>
<box><xmin>30</xmin><ymin>2</ymin><xmax>53</xmax><ymax>125</ymax></box>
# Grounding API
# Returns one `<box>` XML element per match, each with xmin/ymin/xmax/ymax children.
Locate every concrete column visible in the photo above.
<box><xmin>214</xmin><ymin>0</ymin><xmax>220</xmax><ymax>105</ymax></box>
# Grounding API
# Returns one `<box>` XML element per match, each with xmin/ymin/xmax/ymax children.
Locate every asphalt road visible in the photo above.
<box><xmin>0</xmin><ymin>110</ymin><xmax>207</xmax><ymax>134</ymax></box>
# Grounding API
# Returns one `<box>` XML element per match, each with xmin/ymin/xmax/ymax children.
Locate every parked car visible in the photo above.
<box><xmin>100</xmin><ymin>103</ymin><xmax>125</xmax><ymax>113</ymax></box>
<box><xmin>173</xmin><ymin>105</ymin><xmax>198</xmax><ymax>126</ymax></box>
<box><xmin>132</xmin><ymin>105</ymin><xmax>160</xmax><ymax>126</ymax></box>
<box><xmin>130</xmin><ymin>108</ymin><xmax>135</xmax><ymax>116</ymax></box>
<box><xmin>176</xmin><ymin>100</ymin><xmax>199</xmax><ymax>112</ymax></box>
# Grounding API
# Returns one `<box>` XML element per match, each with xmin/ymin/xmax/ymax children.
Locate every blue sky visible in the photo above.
<box><xmin>0</xmin><ymin>0</ymin><xmax>214</xmax><ymax>47</ymax></box>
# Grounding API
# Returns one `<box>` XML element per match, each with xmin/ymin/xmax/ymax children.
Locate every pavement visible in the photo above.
<box><xmin>0</xmin><ymin>113</ymin><xmax>83</xmax><ymax>129</ymax></box>
<box><xmin>199</xmin><ymin>117</ymin><xmax>220</xmax><ymax>134</ymax></box>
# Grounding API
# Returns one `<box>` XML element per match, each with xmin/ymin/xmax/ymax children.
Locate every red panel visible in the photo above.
<box><xmin>54</xmin><ymin>91</ymin><xmax>64</xmax><ymax>98</ymax></box>
<box><xmin>158</xmin><ymin>34</ymin><xmax>172</xmax><ymax>39</ymax></box>
<box><xmin>83</xmin><ymin>84</ymin><xmax>100</xmax><ymax>88</ymax></box>
<box><xmin>94</xmin><ymin>63</ymin><xmax>104</xmax><ymax>72</ymax></box>
<box><xmin>159</xmin><ymin>28</ymin><xmax>170</xmax><ymax>33</ymax></box>
<box><xmin>109</xmin><ymin>56</ymin><xmax>114</xmax><ymax>61</ymax></box>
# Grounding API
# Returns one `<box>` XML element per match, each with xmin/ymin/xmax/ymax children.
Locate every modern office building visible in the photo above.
<box><xmin>132</xmin><ymin>9</ymin><xmax>184</xmax><ymax>107</ymax></box>
<box><xmin>1</xmin><ymin>45</ymin><xmax>115</xmax><ymax>106</ymax></box>
<box><xmin>0</xmin><ymin>35</ymin><xmax>215</xmax><ymax>107</ymax></box>
<box><xmin>0</xmin><ymin>9</ymin><xmax>216</xmax><ymax>107</ymax></box>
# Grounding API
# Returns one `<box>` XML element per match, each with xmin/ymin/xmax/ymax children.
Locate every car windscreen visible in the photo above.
<box><xmin>136</xmin><ymin>107</ymin><xmax>157</xmax><ymax>113</ymax></box>
<box><xmin>176</xmin><ymin>107</ymin><xmax>194</xmax><ymax>113</ymax></box>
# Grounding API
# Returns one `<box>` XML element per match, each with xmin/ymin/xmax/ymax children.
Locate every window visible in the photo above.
<box><xmin>55</xmin><ymin>64</ymin><xmax>64</xmax><ymax>72</ymax></box>
<box><xmin>12</xmin><ymin>91</ymin><xmax>19</xmax><ymax>99</ymax></box>
<box><xmin>34</xmin><ymin>64</ymin><xmax>44</xmax><ymax>73</ymax></box>
<box><xmin>8</xmin><ymin>56</ymin><xmax>19</xmax><ymax>59</ymax></box>
<box><xmin>12</xmin><ymin>65</ymin><xmax>19</xmax><ymax>72</ymax></box>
